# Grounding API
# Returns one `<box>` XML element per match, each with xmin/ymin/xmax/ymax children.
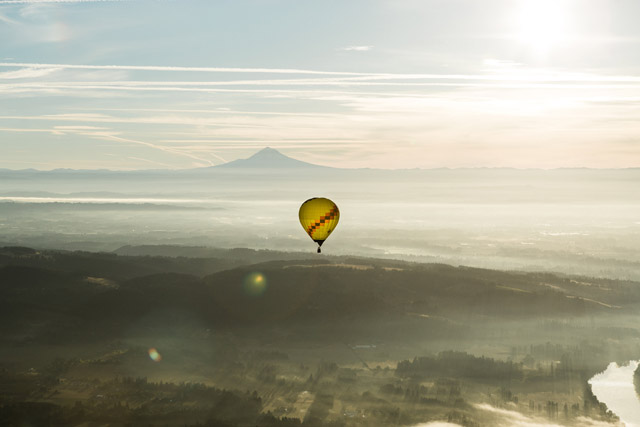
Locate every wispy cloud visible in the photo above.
<box><xmin>3</xmin><ymin>61</ymin><xmax>640</xmax><ymax>83</ymax></box>
<box><xmin>0</xmin><ymin>126</ymin><xmax>60</xmax><ymax>133</ymax></box>
<box><xmin>0</xmin><ymin>62</ymin><xmax>371</xmax><ymax>76</ymax></box>
<box><xmin>0</xmin><ymin>121</ymin><xmax>224</xmax><ymax>167</ymax></box>
<box><xmin>98</xmin><ymin>134</ymin><xmax>224</xmax><ymax>166</ymax></box>
<box><xmin>0</xmin><ymin>67</ymin><xmax>60</xmax><ymax>79</ymax></box>
<box><xmin>0</xmin><ymin>11</ymin><xmax>19</xmax><ymax>24</ymax></box>
<box><xmin>2</xmin><ymin>59</ymin><xmax>640</xmax><ymax>169</ymax></box>
<box><xmin>4</xmin><ymin>81</ymin><xmax>640</xmax><ymax>107</ymax></box>
<box><xmin>0</xmin><ymin>113</ymin><xmax>288</xmax><ymax>128</ymax></box>
<box><xmin>340</xmin><ymin>45</ymin><xmax>373</xmax><ymax>52</ymax></box>
<box><xmin>0</xmin><ymin>0</ymin><xmax>129</xmax><ymax>4</ymax></box>
<box><xmin>92</xmin><ymin>108</ymin><xmax>344</xmax><ymax>118</ymax></box>
<box><xmin>54</xmin><ymin>125</ymin><xmax>108</xmax><ymax>130</ymax></box>
<box><xmin>2</xmin><ymin>77</ymin><xmax>640</xmax><ymax>168</ymax></box>
<box><xmin>126</xmin><ymin>156</ymin><xmax>176</xmax><ymax>169</ymax></box>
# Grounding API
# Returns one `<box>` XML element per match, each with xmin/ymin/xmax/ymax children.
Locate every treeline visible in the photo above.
<box><xmin>380</xmin><ymin>378</ymin><xmax>463</xmax><ymax>405</ymax></box>
<box><xmin>0</xmin><ymin>246</ymin><xmax>255</xmax><ymax>280</ymax></box>
<box><xmin>0</xmin><ymin>377</ymin><xmax>303</xmax><ymax>427</ymax></box>
<box><xmin>396</xmin><ymin>351</ymin><xmax>523</xmax><ymax>382</ymax></box>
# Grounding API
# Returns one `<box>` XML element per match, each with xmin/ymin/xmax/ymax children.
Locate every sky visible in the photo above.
<box><xmin>1</xmin><ymin>0</ymin><xmax>640</xmax><ymax>170</ymax></box>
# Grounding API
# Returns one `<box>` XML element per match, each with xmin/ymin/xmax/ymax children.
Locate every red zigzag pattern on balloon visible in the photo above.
<box><xmin>306</xmin><ymin>206</ymin><xmax>339</xmax><ymax>239</ymax></box>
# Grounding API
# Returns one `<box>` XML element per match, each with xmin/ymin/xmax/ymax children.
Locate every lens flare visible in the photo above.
<box><xmin>148</xmin><ymin>348</ymin><xmax>162</xmax><ymax>362</ymax></box>
<box><xmin>243</xmin><ymin>272</ymin><xmax>267</xmax><ymax>296</ymax></box>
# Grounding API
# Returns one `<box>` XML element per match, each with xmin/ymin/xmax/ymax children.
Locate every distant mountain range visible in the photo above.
<box><xmin>214</xmin><ymin>147</ymin><xmax>327</xmax><ymax>169</ymax></box>
<box><xmin>0</xmin><ymin>148</ymin><xmax>326</xmax><ymax>174</ymax></box>
<box><xmin>1</xmin><ymin>147</ymin><xmax>639</xmax><ymax>173</ymax></box>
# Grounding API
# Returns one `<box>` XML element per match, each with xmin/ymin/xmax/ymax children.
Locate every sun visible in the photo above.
<box><xmin>514</xmin><ymin>0</ymin><xmax>571</xmax><ymax>55</ymax></box>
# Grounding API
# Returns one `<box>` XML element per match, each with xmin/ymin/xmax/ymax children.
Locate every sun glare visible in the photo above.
<box><xmin>515</xmin><ymin>0</ymin><xmax>571</xmax><ymax>55</ymax></box>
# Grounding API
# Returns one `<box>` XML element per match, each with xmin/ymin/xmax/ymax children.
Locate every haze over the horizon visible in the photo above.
<box><xmin>2</xmin><ymin>0</ymin><xmax>640</xmax><ymax>170</ymax></box>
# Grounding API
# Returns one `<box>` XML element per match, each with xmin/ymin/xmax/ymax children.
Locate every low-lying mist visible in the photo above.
<box><xmin>1</xmin><ymin>167</ymin><xmax>639</xmax><ymax>426</ymax></box>
<box><xmin>1</xmin><ymin>168</ymin><xmax>639</xmax><ymax>280</ymax></box>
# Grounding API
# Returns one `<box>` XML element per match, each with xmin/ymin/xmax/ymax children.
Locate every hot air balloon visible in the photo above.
<box><xmin>299</xmin><ymin>197</ymin><xmax>340</xmax><ymax>253</ymax></box>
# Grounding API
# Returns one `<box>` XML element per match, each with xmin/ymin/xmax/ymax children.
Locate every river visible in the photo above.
<box><xmin>589</xmin><ymin>361</ymin><xmax>640</xmax><ymax>427</ymax></box>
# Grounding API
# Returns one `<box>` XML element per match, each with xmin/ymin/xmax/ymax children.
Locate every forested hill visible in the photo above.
<box><xmin>1</xmin><ymin>246</ymin><xmax>639</xmax><ymax>344</ymax></box>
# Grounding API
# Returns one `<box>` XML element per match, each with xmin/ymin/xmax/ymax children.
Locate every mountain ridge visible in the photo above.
<box><xmin>2</xmin><ymin>147</ymin><xmax>640</xmax><ymax>172</ymax></box>
<box><xmin>2</xmin><ymin>246</ymin><xmax>635</xmax><ymax>342</ymax></box>
<box><xmin>212</xmin><ymin>147</ymin><xmax>329</xmax><ymax>170</ymax></box>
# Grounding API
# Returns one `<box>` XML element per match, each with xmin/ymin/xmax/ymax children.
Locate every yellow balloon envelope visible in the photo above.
<box><xmin>299</xmin><ymin>197</ymin><xmax>340</xmax><ymax>253</ymax></box>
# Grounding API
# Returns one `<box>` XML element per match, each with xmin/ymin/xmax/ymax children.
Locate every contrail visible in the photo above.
<box><xmin>1</xmin><ymin>62</ymin><xmax>640</xmax><ymax>83</ymax></box>
<box><xmin>0</xmin><ymin>62</ymin><xmax>372</xmax><ymax>76</ymax></box>
<box><xmin>98</xmin><ymin>134</ymin><xmax>225</xmax><ymax>165</ymax></box>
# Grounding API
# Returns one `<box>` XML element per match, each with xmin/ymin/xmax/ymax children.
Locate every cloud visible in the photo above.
<box><xmin>4</xmin><ymin>79</ymin><xmax>640</xmax><ymax>105</ymax></box>
<box><xmin>4</xmin><ymin>62</ymin><xmax>640</xmax><ymax>87</ymax></box>
<box><xmin>3</xmin><ymin>72</ymin><xmax>640</xmax><ymax>168</ymax></box>
<box><xmin>53</xmin><ymin>125</ymin><xmax>108</xmax><ymax>130</ymax></box>
<box><xmin>0</xmin><ymin>67</ymin><xmax>60</xmax><ymax>79</ymax></box>
<box><xmin>341</xmin><ymin>45</ymin><xmax>373</xmax><ymax>51</ymax></box>
<box><xmin>0</xmin><ymin>0</ymin><xmax>128</xmax><ymax>4</ymax></box>
<box><xmin>0</xmin><ymin>120</ymin><xmax>223</xmax><ymax>167</ymax></box>
<box><xmin>2</xmin><ymin>61</ymin><xmax>640</xmax><ymax>169</ymax></box>
<box><xmin>0</xmin><ymin>127</ymin><xmax>60</xmax><ymax>133</ymax></box>
<box><xmin>98</xmin><ymin>134</ymin><xmax>225</xmax><ymax>166</ymax></box>
<box><xmin>0</xmin><ymin>62</ymin><xmax>370</xmax><ymax>76</ymax></box>
<box><xmin>0</xmin><ymin>11</ymin><xmax>19</xmax><ymax>24</ymax></box>
<box><xmin>92</xmin><ymin>107</ymin><xmax>343</xmax><ymax>118</ymax></box>
<box><xmin>126</xmin><ymin>156</ymin><xmax>176</xmax><ymax>169</ymax></box>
